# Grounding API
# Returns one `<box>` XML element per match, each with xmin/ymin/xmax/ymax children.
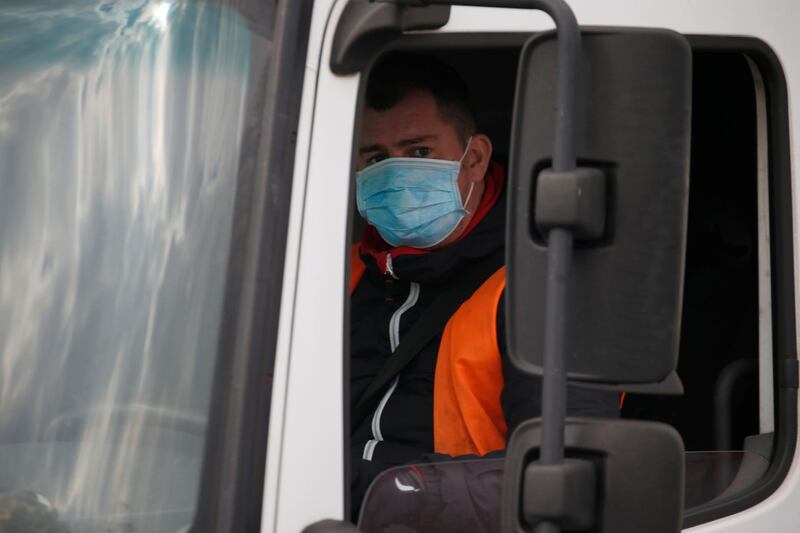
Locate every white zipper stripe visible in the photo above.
<box><xmin>390</xmin><ymin>282</ymin><xmax>420</xmax><ymax>351</ymax></box>
<box><xmin>371</xmin><ymin>376</ymin><xmax>400</xmax><ymax>441</ymax></box>
<box><xmin>362</xmin><ymin>282</ymin><xmax>420</xmax><ymax>461</ymax></box>
<box><xmin>362</xmin><ymin>439</ymin><xmax>379</xmax><ymax>461</ymax></box>
<box><xmin>385</xmin><ymin>253</ymin><xmax>399</xmax><ymax>280</ymax></box>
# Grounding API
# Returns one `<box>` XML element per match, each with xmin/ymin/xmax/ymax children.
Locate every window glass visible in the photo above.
<box><xmin>0</xmin><ymin>1</ymin><xmax>272</xmax><ymax>531</ymax></box>
<box><xmin>623</xmin><ymin>51</ymin><xmax>762</xmax><ymax>455</ymax></box>
<box><xmin>684</xmin><ymin>450</ymin><xmax>771</xmax><ymax>508</ymax></box>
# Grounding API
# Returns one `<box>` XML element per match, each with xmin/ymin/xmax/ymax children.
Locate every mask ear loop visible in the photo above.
<box><xmin>458</xmin><ymin>136</ymin><xmax>473</xmax><ymax>164</ymax></box>
<box><xmin>462</xmin><ymin>182</ymin><xmax>476</xmax><ymax>214</ymax></box>
<box><xmin>458</xmin><ymin>136</ymin><xmax>475</xmax><ymax>213</ymax></box>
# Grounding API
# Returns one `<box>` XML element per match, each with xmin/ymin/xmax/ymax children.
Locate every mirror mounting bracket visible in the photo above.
<box><xmin>535</xmin><ymin>167</ymin><xmax>606</xmax><ymax>240</ymax></box>
<box><xmin>523</xmin><ymin>458</ymin><xmax>597</xmax><ymax>530</ymax></box>
<box><xmin>330</xmin><ymin>1</ymin><xmax>450</xmax><ymax>75</ymax></box>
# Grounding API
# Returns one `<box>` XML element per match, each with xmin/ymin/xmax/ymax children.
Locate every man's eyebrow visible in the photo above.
<box><xmin>359</xmin><ymin>144</ymin><xmax>385</xmax><ymax>155</ymax></box>
<box><xmin>396</xmin><ymin>135</ymin><xmax>437</xmax><ymax>147</ymax></box>
<box><xmin>358</xmin><ymin>135</ymin><xmax>437</xmax><ymax>155</ymax></box>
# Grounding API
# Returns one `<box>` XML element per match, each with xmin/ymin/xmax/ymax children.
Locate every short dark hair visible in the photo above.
<box><xmin>365</xmin><ymin>53</ymin><xmax>477</xmax><ymax>146</ymax></box>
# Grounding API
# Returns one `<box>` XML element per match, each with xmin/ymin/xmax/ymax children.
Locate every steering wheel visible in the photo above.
<box><xmin>44</xmin><ymin>403</ymin><xmax>207</xmax><ymax>440</ymax></box>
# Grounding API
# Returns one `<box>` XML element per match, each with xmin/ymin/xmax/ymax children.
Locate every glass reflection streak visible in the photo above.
<box><xmin>0</xmin><ymin>1</ymin><xmax>250</xmax><ymax>526</ymax></box>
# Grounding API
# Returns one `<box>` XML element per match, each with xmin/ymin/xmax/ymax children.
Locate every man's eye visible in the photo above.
<box><xmin>365</xmin><ymin>154</ymin><xmax>387</xmax><ymax>166</ymax></box>
<box><xmin>411</xmin><ymin>147</ymin><xmax>431</xmax><ymax>158</ymax></box>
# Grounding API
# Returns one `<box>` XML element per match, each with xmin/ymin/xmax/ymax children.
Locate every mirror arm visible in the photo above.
<box><xmin>403</xmin><ymin>0</ymin><xmax>580</xmax><ymax>167</ymax></box>
<box><xmin>357</xmin><ymin>2</ymin><xmax>596</xmax><ymax>531</ymax></box>
<box><xmin>404</xmin><ymin>3</ymin><xmax>583</xmax><ymax>533</ymax></box>
<box><xmin>384</xmin><ymin>0</ymin><xmax>575</xmax><ymax>158</ymax></box>
<box><xmin>396</xmin><ymin>2</ymin><xmax>585</xmax><ymax>532</ymax></box>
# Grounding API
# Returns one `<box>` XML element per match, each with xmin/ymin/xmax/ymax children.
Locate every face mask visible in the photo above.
<box><xmin>356</xmin><ymin>140</ymin><xmax>474</xmax><ymax>249</ymax></box>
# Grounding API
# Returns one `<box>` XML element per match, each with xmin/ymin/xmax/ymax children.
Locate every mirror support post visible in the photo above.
<box><xmin>535</xmin><ymin>229</ymin><xmax>571</xmax><ymax>533</ymax></box>
<box><xmin>406</xmin><ymin>1</ymin><xmax>585</xmax><ymax>531</ymax></box>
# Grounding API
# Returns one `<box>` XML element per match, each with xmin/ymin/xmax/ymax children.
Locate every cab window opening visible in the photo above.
<box><xmin>346</xmin><ymin>34</ymin><xmax>793</xmax><ymax>531</ymax></box>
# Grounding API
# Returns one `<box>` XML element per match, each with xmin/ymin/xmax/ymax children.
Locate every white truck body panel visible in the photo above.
<box><xmin>264</xmin><ymin>1</ymin><xmax>357</xmax><ymax>531</ymax></box>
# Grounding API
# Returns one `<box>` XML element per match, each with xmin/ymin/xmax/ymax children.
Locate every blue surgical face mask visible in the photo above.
<box><xmin>356</xmin><ymin>139</ymin><xmax>474</xmax><ymax>249</ymax></box>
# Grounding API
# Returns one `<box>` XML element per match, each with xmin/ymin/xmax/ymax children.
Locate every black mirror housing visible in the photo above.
<box><xmin>506</xmin><ymin>28</ymin><xmax>692</xmax><ymax>386</ymax></box>
<box><xmin>503</xmin><ymin>417</ymin><xmax>685</xmax><ymax>532</ymax></box>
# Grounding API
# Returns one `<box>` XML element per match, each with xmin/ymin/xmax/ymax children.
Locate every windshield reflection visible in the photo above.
<box><xmin>0</xmin><ymin>1</ymin><xmax>257</xmax><ymax>530</ymax></box>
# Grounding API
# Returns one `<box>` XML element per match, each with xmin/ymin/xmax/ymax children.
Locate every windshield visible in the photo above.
<box><xmin>0</xmin><ymin>1</ymin><xmax>272</xmax><ymax>531</ymax></box>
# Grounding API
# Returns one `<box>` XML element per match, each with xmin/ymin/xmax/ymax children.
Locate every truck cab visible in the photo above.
<box><xmin>0</xmin><ymin>1</ymin><xmax>798</xmax><ymax>532</ymax></box>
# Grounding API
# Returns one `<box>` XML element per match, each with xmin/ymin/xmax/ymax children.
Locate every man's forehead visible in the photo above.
<box><xmin>359</xmin><ymin>91</ymin><xmax>455</xmax><ymax>150</ymax></box>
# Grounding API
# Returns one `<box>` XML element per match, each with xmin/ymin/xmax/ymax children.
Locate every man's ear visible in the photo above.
<box><xmin>465</xmin><ymin>133</ymin><xmax>493</xmax><ymax>182</ymax></box>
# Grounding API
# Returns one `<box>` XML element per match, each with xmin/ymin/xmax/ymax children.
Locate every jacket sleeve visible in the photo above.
<box><xmin>496</xmin><ymin>292</ymin><xmax>622</xmax><ymax>438</ymax></box>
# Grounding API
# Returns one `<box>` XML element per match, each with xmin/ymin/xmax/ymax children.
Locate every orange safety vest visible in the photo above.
<box><xmin>350</xmin><ymin>245</ymin><xmax>508</xmax><ymax>457</ymax></box>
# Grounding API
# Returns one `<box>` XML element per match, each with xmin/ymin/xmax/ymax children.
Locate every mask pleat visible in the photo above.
<box><xmin>356</xmin><ymin>154</ymin><xmax>470</xmax><ymax>248</ymax></box>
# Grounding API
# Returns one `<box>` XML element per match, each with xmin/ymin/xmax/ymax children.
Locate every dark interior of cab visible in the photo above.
<box><xmin>364</xmin><ymin>34</ymin><xmax>760</xmax><ymax>451</ymax></box>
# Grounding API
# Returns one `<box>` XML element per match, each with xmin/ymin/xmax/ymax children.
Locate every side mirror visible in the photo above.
<box><xmin>506</xmin><ymin>28</ymin><xmax>692</xmax><ymax>387</ymax></box>
<box><xmin>503</xmin><ymin>417</ymin><xmax>685</xmax><ymax>532</ymax></box>
<box><xmin>504</xmin><ymin>28</ymin><xmax>691</xmax><ymax>533</ymax></box>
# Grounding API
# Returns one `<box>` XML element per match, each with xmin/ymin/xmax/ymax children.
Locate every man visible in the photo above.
<box><xmin>349</xmin><ymin>53</ymin><xmax>619</xmax><ymax>511</ymax></box>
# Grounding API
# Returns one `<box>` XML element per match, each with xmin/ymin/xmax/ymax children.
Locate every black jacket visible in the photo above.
<box><xmin>349</xmin><ymin>163</ymin><xmax>619</xmax><ymax>512</ymax></box>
